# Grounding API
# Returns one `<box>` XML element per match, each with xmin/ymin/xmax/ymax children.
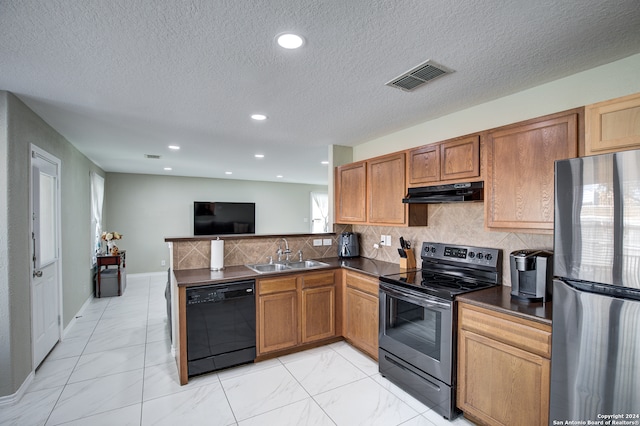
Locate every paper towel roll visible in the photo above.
<box><xmin>210</xmin><ymin>239</ymin><xmax>224</xmax><ymax>270</ymax></box>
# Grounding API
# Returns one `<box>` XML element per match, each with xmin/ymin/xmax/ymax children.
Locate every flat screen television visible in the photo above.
<box><xmin>193</xmin><ymin>202</ymin><xmax>256</xmax><ymax>236</ymax></box>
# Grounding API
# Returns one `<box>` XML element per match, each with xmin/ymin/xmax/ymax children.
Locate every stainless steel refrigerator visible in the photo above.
<box><xmin>551</xmin><ymin>149</ymin><xmax>640</xmax><ymax>423</ymax></box>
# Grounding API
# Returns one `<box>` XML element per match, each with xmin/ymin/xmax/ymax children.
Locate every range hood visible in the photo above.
<box><xmin>402</xmin><ymin>181</ymin><xmax>484</xmax><ymax>204</ymax></box>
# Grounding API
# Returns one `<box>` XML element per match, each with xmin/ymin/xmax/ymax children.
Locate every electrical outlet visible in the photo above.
<box><xmin>161</xmin><ymin>260</ymin><xmax>166</xmax><ymax>266</ymax></box>
<box><xmin>313</xmin><ymin>239</ymin><xmax>323</xmax><ymax>246</ymax></box>
<box><xmin>380</xmin><ymin>235</ymin><xmax>386</xmax><ymax>246</ymax></box>
<box><xmin>323</xmin><ymin>238</ymin><xmax>332</xmax><ymax>246</ymax></box>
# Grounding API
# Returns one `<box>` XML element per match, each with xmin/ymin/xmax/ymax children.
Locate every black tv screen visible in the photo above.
<box><xmin>194</xmin><ymin>202</ymin><xmax>256</xmax><ymax>236</ymax></box>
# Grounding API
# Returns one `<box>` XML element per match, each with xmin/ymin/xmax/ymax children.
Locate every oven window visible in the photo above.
<box><xmin>386</xmin><ymin>296</ymin><xmax>442</xmax><ymax>361</ymax></box>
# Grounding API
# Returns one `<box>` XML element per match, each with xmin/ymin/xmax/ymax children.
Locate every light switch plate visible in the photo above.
<box><xmin>385</xmin><ymin>235</ymin><xmax>392</xmax><ymax>246</ymax></box>
<box><xmin>313</xmin><ymin>239</ymin><xmax>323</xmax><ymax>246</ymax></box>
<box><xmin>323</xmin><ymin>238</ymin><xmax>332</xmax><ymax>246</ymax></box>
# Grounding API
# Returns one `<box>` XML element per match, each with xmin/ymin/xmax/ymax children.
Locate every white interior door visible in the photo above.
<box><xmin>31</xmin><ymin>146</ymin><xmax>62</xmax><ymax>368</ymax></box>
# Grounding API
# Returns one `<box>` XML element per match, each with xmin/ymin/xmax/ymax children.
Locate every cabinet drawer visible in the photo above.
<box><xmin>459</xmin><ymin>303</ymin><xmax>551</xmax><ymax>358</ymax></box>
<box><xmin>258</xmin><ymin>276</ymin><xmax>298</xmax><ymax>295</ymax></box>
<box><xmin>345</xmin><ymin>270</ymin><xmax>378</xmax><ymax>296</ymax></box>
<box><xmin>302</xmin><ymin>270</ymin><xmax>335</xmax><ymax>288</ymax></box>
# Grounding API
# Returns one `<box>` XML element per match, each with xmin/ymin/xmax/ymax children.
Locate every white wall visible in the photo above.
<box><xmin>354</xmin><ymin>53</ymin><xmax>640</xmax><ymax>160</ymax></box>
<box><xmin>105</xmin><ymin>173</ymin><xmax>327</xmax><ymax>273</ymax></box>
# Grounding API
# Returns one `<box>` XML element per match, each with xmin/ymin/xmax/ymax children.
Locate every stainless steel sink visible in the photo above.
<box><xmin>246</xmin><ymin>259</ymin><xmax>329</xmax><ymax>274</ymax></box>
<box><xmin>286</xmin><ymin>260</ymin><xmax>329</xmax><ymax>269</ymax></box>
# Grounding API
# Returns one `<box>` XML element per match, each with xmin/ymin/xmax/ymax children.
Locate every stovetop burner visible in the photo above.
<box><xmin>380</xmin><ymin>242</ymin><xmax>503</xmax><ymax>300</ymax></box>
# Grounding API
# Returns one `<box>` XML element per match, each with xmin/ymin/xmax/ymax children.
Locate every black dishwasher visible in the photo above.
<box><xmin>186</xmin><ymin>279</ymin><xmax>256</xmax><ymax>376</ymax></box>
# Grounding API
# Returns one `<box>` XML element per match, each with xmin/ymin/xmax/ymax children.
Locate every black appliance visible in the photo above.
<box><xmin>550</xmin><ymin>149</ymin><xmax>640</xmax><ymax>422</ymax></box>
<box><xmin>379</xmin><ymin>242</ymin><xmax>502</xmax><ymax>420</ymax></box>
<box><xmin>186</xmin><ymin>279</ymin><xmax>256</xmax><ymax>376</ymax></box>
<box><xmin>338</xmin><ymin>232</ymin><xmax>360</xmax><ymax>258</ymax></box>
<box><xmin>402</xmin><ymin>181</ymin><xmax>484</xmax><ymax>204</ymax></box>
<box><xmin>194</xmin><ymin>202</ymin><xmax>255</xmax><ymax>236</ymax></box>
<box><xmin>509</xmin><ymin>249</ymin><xmax>553</xmax><ymax>302</ymax></box>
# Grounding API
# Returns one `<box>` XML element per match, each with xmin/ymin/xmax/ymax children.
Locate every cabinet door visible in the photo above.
<box><xmin>407</xmin><ymin>144</ymin><xmax>440</xmax><ymax>185</ymax></box>
<box><xmin>335</xmin><ymin>161</ymin><xmax>367</xmax><ymax>223</ymax></box>
<box><xmin>458</xmin><ymin>329</ymin><xmax>550</xmax><ymax>426</ymax></box>
<box><xmin>440</xmin><ymin>135</ymin><xmax>480</xmax><ymax>181</ymax></box>
<box><xmin>301</xmin><ymin>285</ymin><xmax>335</xmax><ymax>343</ymax></box>
<box><xmin>486</xmin><ymin>111</ymin><xmax>579</xmax><ymax>230</ymax></box>
<box><xmin>258</xmin><ymin>282</ymin><xmax>298</xmax><ymax>354</ymax></box>
<box><xmin>585</xmin><ymin>92</ymin><xmax>640</xmax><ymax>155</ymax></box>
<box><xmin>367</xmin><ymin>152</ymin><xmax>406</xmax><ymax>224</ymax></box>
<box><xmin>345</xmin><ymin>287</ymin><xmax>379</xmax><ymax>359</ymax></box>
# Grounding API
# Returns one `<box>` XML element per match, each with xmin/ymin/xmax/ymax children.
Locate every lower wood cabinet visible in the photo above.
<box><xmin>343</xmin><ymin>270</ymin><xmax>379</xmax><ymax>360</ymax></box>
<box><xmin>457</xmin><ymin>302</ymin><xmax>551</xmax><ymax>426</ymax></box>
<box><xmin>257</xmin><ymin>270</ymin><xmax>337</xmax><ymax>356</ymax></box>
<box><xmin>258</xmin><ymin>276</ymin><xmax>299</xmax><ymax>354</ymax></box>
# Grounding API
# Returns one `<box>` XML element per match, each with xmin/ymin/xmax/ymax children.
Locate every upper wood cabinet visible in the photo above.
<box><xmin>485</xmin><ymin>109</ymin><xmax>582</xmax><ymax>231</ymax></box>
<box><xmin>367</xmin><ymin>152</ymin><xmax>406</xmax><ymax>224</ymax></box>
<box><xmin>408</xmin><ymin>135</ymin><xmax>480</xmax><ymax>186</ymax></box>
<box><xmin>335</xmin><ymin>161</ymin><xmax>367</xmax><ymax>223</ymax></box>
<box><xmin>585</xmin><ymin>92</ymin><xmax>640</xmax><ymax>155</ymax></box>
<box><xmin>335</xmin><ymin>153</ymin><xmax>427</xmax><ymax>226</ymax></box>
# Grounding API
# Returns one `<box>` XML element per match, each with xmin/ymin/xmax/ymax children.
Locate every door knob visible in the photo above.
<box><xmin>33</xmin><ymin>270</ymin><xmax>43</xmax><ymax>278</ymax></box>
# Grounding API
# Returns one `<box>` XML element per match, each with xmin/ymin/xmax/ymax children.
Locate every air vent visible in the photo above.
<box><xmin>386</xmin><ymin>60</ymin><xmax>454</xmax><ymax>92</ymax></box>
<box><xmin>144</xmin><ymin>154</ymin><xmax>161</xmax><ymax>159</ymax></box>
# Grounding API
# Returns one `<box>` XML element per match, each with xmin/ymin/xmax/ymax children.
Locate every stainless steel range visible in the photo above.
<box><xmin>379</xmin><ymin>242</ymin><xmax>502</xmax><ymax>420</ymax></box>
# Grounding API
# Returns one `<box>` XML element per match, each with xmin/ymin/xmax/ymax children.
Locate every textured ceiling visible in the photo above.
<box><xmin>2</xmin><ymin>0</ymin><xmax>640</xmax><ymax>185</ymax></box>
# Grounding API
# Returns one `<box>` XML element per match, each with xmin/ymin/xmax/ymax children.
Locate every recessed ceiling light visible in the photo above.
<box><xmin>276</xmin><ymin>175</ymin><xmax>284</xmax><ymax>178</ymax></box>
<box><xmin>164</xmin><ymin>167</ymin><xmax>172</xmax><ymax>171</ymax></box>
<box><xmin>168</xmin><ymin>145</ymin><xmax>180</xmax><ymax>150</ymax></box>
<box><xmin>255</xmin><ymin>154</ymin><xmax>265</xmax><ymax>158</ymax></box>
<box><xmin>251</xmin><ymin>114</ymin><xmax>267</xmax><ymax>121</ymax></box>
<box><xmin>276</xmin><ymin>33</ymin><xmax>305</xmax><ymax>49</ymax></box>
<box><xmin>225</xmin><ymin>171</ymin><xmax>232</xmax><ymax>175</ymax></box>
<box><xmin>321</xmin><ymin>161</ymin><xmax>329</xmax><ymax>165</ymax></box>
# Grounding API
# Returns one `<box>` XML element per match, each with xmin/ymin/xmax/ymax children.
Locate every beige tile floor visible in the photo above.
<box><xmin>0</xmin><ymin>274</ymin><xmax>475</xmax><ymax>426</ymax></box>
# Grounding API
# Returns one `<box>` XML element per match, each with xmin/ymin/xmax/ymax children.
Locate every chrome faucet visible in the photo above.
<box><xmin>297</xmin><ymin>249</ymin><xmax>303</xmax><ymax>261</ymax></box>
<box><xmin>277</xmin><ymin>238</ymin><xmax>291</xmax><ymax>262</ymax></box>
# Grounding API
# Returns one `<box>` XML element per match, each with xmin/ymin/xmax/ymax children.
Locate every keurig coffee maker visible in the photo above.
<box><xmin>338</xmin><ymin>232</ymin><xmax>360</xmax><ymax>258</ymax></box>
<box><xmin>510</xmin><ymin>250</ymin><xmax>553</xmax><ymax>302</ymax></box>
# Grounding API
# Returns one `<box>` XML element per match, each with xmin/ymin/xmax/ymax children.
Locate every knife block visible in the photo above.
<box><xmin>399</xmin><ymin>248</ymin><xmax>416</xmax><ymax>270</ymax></box>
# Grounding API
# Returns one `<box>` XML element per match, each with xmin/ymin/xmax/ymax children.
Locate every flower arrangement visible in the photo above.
<box><xmin>101</xmin><ymin>231</ymin><xmax>123</xmax><ymax>255</ymax></box>
<box><xmin>101</xmin><ymin>231</ymin><xmax>123</xmax><ymax>242</ymax></box>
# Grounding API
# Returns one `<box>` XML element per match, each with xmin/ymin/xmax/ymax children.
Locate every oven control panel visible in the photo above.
<box><xmin>421</xmin><ymin>242</ymin><xmax>501</xmax><ymax>268</ymax></box>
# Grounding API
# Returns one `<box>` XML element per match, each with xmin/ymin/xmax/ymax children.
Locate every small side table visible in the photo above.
<box><xmin>96</xmin><ymin>251</ymin><xmax>126</xmax><ymax>297</ymax></box>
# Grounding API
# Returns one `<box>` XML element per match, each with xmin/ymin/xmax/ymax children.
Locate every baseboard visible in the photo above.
<box><xmin>63</xmin><ymin>294</ymin><xmax>94</xmax><ymax>339</ymax></box>
<box><xmin>0</xmin><ymin>371</ymin><xmax>34</xmax><ymax>407</ymax></box>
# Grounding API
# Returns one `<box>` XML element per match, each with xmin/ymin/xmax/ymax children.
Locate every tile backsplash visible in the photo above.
<box><xmin>171</xmin><ymin>205</ymin><xmax>552</xmax><ymax>287</ymax></box>
<box><xmin>171</xmin><ymin>225</ymin><xmax>350</xmax><ymax>271</ymax></box>
<box><xmin>353</xmin><ymin>203</ymin><xmax>553</xmax><ymax>287</ymax></box>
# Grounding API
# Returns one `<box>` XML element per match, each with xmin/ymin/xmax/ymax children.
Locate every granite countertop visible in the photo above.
<box><xmin>173</xmin><ymin>256</ymin><xmax>401</xmax><ymax>287</ymax></box>
<box><xmin>456</xmin><ymin>286</ymin><xmax>552</xmax><ymax>326</ymax></box>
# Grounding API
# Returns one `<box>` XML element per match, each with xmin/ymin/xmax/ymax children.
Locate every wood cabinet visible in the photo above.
<box><xmin>343</xmin><ymin>270</ymin><xmax>379</xmax><ymax>360</ymax></box>
<box><xmin>335</xmin><ymin>153</ymin><xmax>427</xmax><ymax>226</ymax></box>
<box><xmin>485</xmin><ymin>109</ymin><xmax>581</xmax><ymax>231</ymax></box>
<box><xmin>585</xmin><ymin>92</ymin><xmax>640</xmax><ymax>155</ymax></box>
<box><xmin>258</xmin><ymin>276</ymin><xmax>299</xmax><ymax>354</ymax></box>
<box><xmin>457</xmin><ymin>302</ymin><xmax>551</xmax><ymax>426</ymax></box>
<box><xmin>408</xmin><ymin>135</ymin><xmax>480</xmax><ymax>186</ymax></box>
<box><xmin>368</xmin><ymin>152</ymin><xmax>407</xmax><ymax>224</ymax></box>
<box><xmin>335</xmin><ymin>161</ymin><xmax>367</xmax><ymax>223</ymax></box>
<box><xmin>257</xmin><ymin>270</ymin><xmax>337</xmax><ymax>356</ymax></box>
<box><xmin>301</xmin><ymin>271</ymin><xmax>336</xmax><ymax>343</ymax></box>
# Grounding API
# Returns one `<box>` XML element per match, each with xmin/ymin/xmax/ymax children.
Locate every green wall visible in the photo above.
<box><xmin>104</xmin><ymin>173</ymin><xmax>327</xmax><ymax>273</ymax></box>
<box><xmin>0</xmin><ymin>92</ymin><xmax>104</xmax><ymax>397</ymax></box>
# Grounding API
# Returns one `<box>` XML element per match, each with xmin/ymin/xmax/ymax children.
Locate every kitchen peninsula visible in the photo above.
<box><xmin>165</xmin><ymin>233</ymin><xmax>400</xmax><ymax>385</ymax></box>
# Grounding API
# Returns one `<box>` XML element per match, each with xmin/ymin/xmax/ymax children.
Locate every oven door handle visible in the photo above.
<box><xmin>380</xmin><ymin>282</ymin><xmax>451</xmax><ymax>311</ymax></box>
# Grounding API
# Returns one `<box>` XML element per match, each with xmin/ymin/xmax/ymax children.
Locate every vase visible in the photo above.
<box><xmin>107</xmin><ymin>240</ymin><xmax>118</xmax><ymax>255</ymax></box>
